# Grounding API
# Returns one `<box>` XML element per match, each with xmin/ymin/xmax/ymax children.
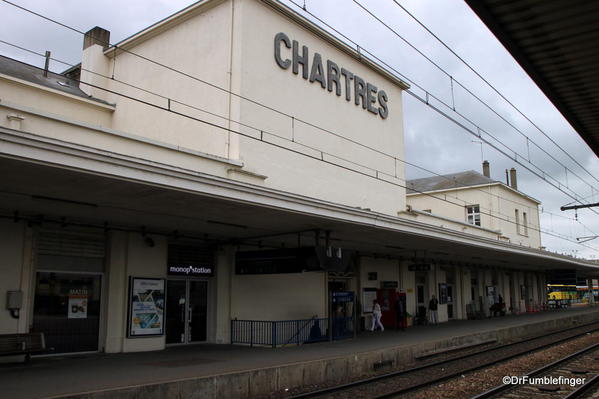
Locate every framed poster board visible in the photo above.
<box><xmin>362</xmin><ymin>288</ymin><xmax>378</xmax><ymax>313</ymax></box>
<box><xmin>438</xmin><ymin>283</ymin><xmax>448</xmax><ymax>304</ymax></box>
<box><xmin>127</xmin><ymin>277</ymin><xmax>165</xmax><ymax>337</ymax></box>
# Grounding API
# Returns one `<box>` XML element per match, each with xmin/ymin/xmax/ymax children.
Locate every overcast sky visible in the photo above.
<box><xmin>1</xmin><ymin>0</ymin><xmax>598</xmax><ymax>259</ymax></box>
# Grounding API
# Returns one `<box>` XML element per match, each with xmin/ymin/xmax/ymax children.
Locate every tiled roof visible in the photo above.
<box><xmin>0</xmin><ymin>55</ymin><xmax>110</xmax><ymax>105</ymax></box>
<box><xmin>406</xmin><ymin>170</ymin><xmax>497</xmax><ymax>194</ymax></box>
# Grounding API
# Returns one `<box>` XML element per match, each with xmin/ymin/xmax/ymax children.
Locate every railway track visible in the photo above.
<box><xmin>285</xmin><ymin>320</ymin><xmax>599</xmax><ymax>399</ymax></box>
<box><xmin>565</xmin><ymin>374</ymin><xmax>599</xmax><ymax>399</ymax></box>
<box><xmin>472</xmin><ymin>342</ymin><xmax>599</xmax><ymax>399</ymax></box>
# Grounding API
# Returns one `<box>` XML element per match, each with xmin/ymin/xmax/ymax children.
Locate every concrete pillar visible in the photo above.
<box><xmin>400</xmin><ymin>261</ymin><xmax>415</xmax><ymax>316</ymax></box>
<box><xmin>0</xmin><ymin>220</ymin><xmax>28</xmax><ymax>335</ymax></box>
<box><xmin>531</xmin><ymin>273</ymin><xmax>539</xmax><ymax>310</ymax></box>
<box><xmin>122</xmin><ymin>233</ymin><xmax>167</xmax><ymax>353</ymax></box>
<box><xmin>538</xmin><ymin>273</ymin><xmax>546</xmax><ymax>307</ymax></box>
<box><xmin>461</xmin><ymin>269</ymin><xmax>471</xmax><ymax>319</ymax></box>
<box><xmin>588</xmin><ymin>279</ymin><xmax>595</xmax><ymax>305</ymax></box>
<box><xmin>433</xmin><ymin>265</ymin><xmax>447</xmax><ymax>322</ymax></box>
<box><xmin>104</xmin><ymin>231</ymin><xmax>128</xmax><ymax>353</ymax></box>
<box><xmin>453</xmin><ymin>267</ymin><xmax>466</xmax><ymax>320</ymax></box>
<box><xmin>482</xmin><ymin>269</ymin><xmax>492</xmax><ymax>317</ymax></box>
<box><xmin>214</xmin><ymin>245</ymin><xmax>234</xmax><ymax>343</ymax></box>
<box><xmin>503</xmin><ymin>272</ymin><xmax>509</xmax><ymax>313</ymax></box>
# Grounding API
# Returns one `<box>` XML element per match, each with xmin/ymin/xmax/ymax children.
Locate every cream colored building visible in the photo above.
<box><xmin>404</xmin><ymin>165</ymin><xmax>542</xmax><ymax>248</ymax></box>
<box><xmin>1</xmin><ymin>0</ymin><xmax>597</xmax><ymax>355</ymax></box>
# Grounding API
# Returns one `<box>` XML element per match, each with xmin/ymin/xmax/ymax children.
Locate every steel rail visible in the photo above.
<box><xmin>287</xmin><ymin>319</ymin><xmax>599</xmax><ymax>399</ymax></box>
<box><xmin>563</xmin><ymin>374</ymin><xmax>599</xmax><ymax>399</ymax></box>
<box><xmin>470</xmin><ymin>342</ymin><xmax>599</xmax><ymax>399</ymax></box>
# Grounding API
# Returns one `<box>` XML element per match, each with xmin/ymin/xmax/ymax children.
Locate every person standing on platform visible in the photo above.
<box><xmin>429</xmin><ymin>295</ymin><xmax>439</xmax><ymax>324</ymax></box>
<box><xmin>371</xmin><ymin>299</ymin><xmax>384</xmax><ymax>331</ymax></box>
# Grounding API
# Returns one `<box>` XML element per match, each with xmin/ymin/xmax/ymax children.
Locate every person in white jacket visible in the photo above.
<box><xmin>371</xmin><ymin>299</ymin><xmax>384</xmax><ymax>331</ymax></box>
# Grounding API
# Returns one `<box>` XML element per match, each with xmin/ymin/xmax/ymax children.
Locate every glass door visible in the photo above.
<box><xmin>166</xmin><ymin>280</ymin><xmax>208</xmax><ymax>344</ymax></box>
<box><xmin>188</xmin><ymin>281</ymin><xmax>207</xmax><ymax>342</ymax></box>
<box><xmin>33</xmin><ymin>272</ymin><xmax>102</xmax><ymax>353</ymax></box>
<box><xmin>166</xmin><ymin>280</ymin><xmax>187</xmax><ymax>344</ymax></box>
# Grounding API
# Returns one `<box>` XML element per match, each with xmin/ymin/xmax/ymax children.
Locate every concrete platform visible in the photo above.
<box><xmin>3</xmin><ymin>306</ymin><xmax>599</xmax><ymax>399</ymax></box>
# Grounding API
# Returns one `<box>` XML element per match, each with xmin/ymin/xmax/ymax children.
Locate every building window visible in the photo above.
<box><xmin>515</xmin><ymin>209</ymin><xmax>520</xmax><ymax>234</ymax></box>
<box><xmin>466</xmin><ymin>205</ymin><xmax>481</xmax><ymax>226</ymax></box>
<box><xmin>523</xmin><ymin>212</ymin><xmax>528</xmax><ymax>236</ymax></box>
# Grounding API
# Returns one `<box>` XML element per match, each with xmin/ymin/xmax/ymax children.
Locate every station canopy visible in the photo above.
<box><xmin>466</xmin><ymin>0</ymin><xmax>599</xmax><ymax>156</ymax></box>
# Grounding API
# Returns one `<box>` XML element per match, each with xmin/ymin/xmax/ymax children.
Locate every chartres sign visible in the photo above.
<box><xmin>274</xmin><ymin>32</ymin><xmax>389</xmax><ymax>119</ymax></box>
<box><xmin>168</xmin><ymin>265</ymin><xmax>214</xmax><ymax>277</ymax></box>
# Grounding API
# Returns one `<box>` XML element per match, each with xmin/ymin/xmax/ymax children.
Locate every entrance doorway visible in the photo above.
<box><xmin>33</xmin><ymin>271</ymin><xmax>102</xmax><ymax>353</ymax></box>
<box><xmin>166</xmin><ymin>280</ymin><xmax>207</xmax><ymax>344</ymax></box>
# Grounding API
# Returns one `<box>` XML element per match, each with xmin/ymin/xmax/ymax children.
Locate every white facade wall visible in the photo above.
<box><xmin>75</xmin><ymin>0</ymin><xmax>409</xmax><ymax>216</ymax></box>
<box><xmin>235</xmin><ymin>0</ymin><xmax>406</xmax><ymax>215</ymax></box>
<box><xmin>230</xmin><ymin>271</ymin><xmax>326</xmax><ymax>320</ymax></box>
<box><xmin>82</xmin><ymin>0</ymin><xmax>234</xmax><ymax>160</ymax></box>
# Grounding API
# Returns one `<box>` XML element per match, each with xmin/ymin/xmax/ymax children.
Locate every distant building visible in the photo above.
<box><xmin>404</xmin><ymin>163</ymin><xmax>541</xmax><ymax>248</ymax></box>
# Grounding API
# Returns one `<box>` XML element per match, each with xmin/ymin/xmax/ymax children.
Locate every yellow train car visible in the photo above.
<box><xmin>547</xmin><ymin>284</ymin><xmax>577</xmax><ymax>301</ymax></box>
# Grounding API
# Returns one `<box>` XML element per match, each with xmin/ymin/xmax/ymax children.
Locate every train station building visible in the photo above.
<box><xmin>1</xmin><ymin>0</ymin><xmax>598</xmax><ymax>356</ymax></box>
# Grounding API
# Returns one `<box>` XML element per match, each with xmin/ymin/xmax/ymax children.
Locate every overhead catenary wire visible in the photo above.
<box><xmin>3</xmin><ymin>37</ymin><xmax>584</xmax><ymax>230</ymax></box>
<box><xmin>2</xmin><ymin>44</ymin><xmax>598</xmax><ymax>255</ymax></box>
<box><xmin>285</xmin><ymin>0</ymin><xmax>599</xmax><ymax>217</ymax></box>
<box><xmin>1</xmin><ymin>4</ymin><xmax>598</xmax><ymax>252</ymax></box>
<box><xmin>389</xmin><ymin>0</ymin><xmax>599</xmax><ymax>187</ymax></box>
<box><xmin>1</xmin><ymin>43</ymin><xmax>597</xmax><ymax>248</ymax></box>
<box><xmin>288</xmin><ymin>0</ymin><xmax>599</xmax><ymax>214</ymax></box>
<box><xmin>4</xmin><ymin>38</ymin><xmax>596</xmax><ymax>249</ymax></box>
<box><xmin>352</xmin><ymin>0</ymin><xmax>599</xmax><ymax>193</ymax></box>
<box><xmin>2</xmin><ymin>0</ymin><xmax>595</xmax><ymax>218</ymax></box>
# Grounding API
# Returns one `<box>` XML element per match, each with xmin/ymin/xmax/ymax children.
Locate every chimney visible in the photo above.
<box><xmin>80</xmin><ymin>27</ymin><xmax>111</xmax><ymax>98</ymax></box>
<box><xmin>482</xmin><ymin>160</ymin><xmax>490</xmax><ymax>178</ymax></box>
<box><xmin>509</xmin><ymin>168</ymin><xmax>518</xmax><ymax>190</ymax></box>
<box><xmin>83</xmin><ymin>26</ymin><xmax>110</xmax><ymax>50</ymax></box>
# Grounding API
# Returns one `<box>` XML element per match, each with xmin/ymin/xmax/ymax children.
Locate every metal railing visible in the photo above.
<box><xmin>231</xmin><ymin>316</ymin><xmax>353</xmax><ymax>347</ymax></box>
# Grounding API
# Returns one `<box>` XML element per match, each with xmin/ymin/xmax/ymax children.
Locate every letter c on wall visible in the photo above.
<box><xmin>274</xmin><ymin>32</ymin><xmax>291</xmax><ymax>69</ymax></box>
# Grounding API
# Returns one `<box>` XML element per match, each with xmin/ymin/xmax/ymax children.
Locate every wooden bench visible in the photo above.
<box><xmin>0</xmin><ymin>333</ymin><xmax>47</xmax><ymax>361</ymax></box>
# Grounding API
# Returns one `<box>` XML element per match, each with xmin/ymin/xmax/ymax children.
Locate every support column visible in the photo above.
<box><xmin>531</xmin><ymin>273</ymin><xmax>539</xmax><ymax>311</ymax></box>
<box><xmin>104</xmin><ymin>231</ymin><xmax>128</xmax><ymax>353</ymax></box>
<box><xmin>215</xmin><ymin>245</ymin><xmax>235</xmax><ymax>344</ymax></box>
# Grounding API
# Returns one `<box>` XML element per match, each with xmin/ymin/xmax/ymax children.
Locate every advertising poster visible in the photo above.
<box><xmin>438</xmin><ymin>283</ymin><xmax>448</xmax><ymax>304</ymax></box>
<box><xmin>68</xmin><ymin>289</ymin><xmax>88</xmax><ymax>319</ymax></box>
<box><xmin>129</xmin><ymin>278</ymin><xmax>165</xmax><ymax>337</ymax></box>
<box><xmin>362</xmin><ymin>288</ymin><xmax>377</xmax><ymax>313</ymax></box>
